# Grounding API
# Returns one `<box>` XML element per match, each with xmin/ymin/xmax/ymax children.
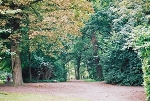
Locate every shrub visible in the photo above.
<box><xmin>102</xmin><ymin>49</ymin><xmax>143</xmax><ymax>86</ymax></box>
<box><xmin>134</xmin><ymin>26</ymin><xmax>150</xmax><ymax>100</ymax></box>
<box><xmin>143</xmin><ymin>58</ymin><xmax>150</xmax><ymax>100</ymax></box>
<box><xmin>53</xmin><ymin>65</ymin><xmax>67</xmax><ymax>82</ymax></box>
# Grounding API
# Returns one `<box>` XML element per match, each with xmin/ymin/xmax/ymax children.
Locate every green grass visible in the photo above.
<box><xmin>84</xmin><ymin>79</ymin><xmax>97</xmax><ymax>82</ymax></box>
<box><xmin>0</xmin><ymin>80</ymin><xmax>4</xmax><ymax>84</ymax></box>
<box><xmin>0</xmin><ymin>92</ymin><xmax>88</xmax><ymax>101</ymax></box>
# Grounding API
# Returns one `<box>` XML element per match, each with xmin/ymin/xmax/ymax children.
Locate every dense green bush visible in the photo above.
<box><xmin>102</xmin><ymin>49</ymin><xmax>143</xmax><ymax>86</ymax></box>
<box><xmin>134</xmin><ymin>26</ymin><xmax>150</xmax><ymax>100</ymax></box>
<box><xmin>142</xmin><ymin>58</ymin><xmax>150</xmax><ymax>100</ymax></box>
<box><xmin>22</xmin><ymin>53</ymin><xmax>67</xmax><ymax>83</ymax></box>
<box><xmin>53</xmin><ymin>60</ymin><xmax>67</xmax><ymax>82</ymax></box>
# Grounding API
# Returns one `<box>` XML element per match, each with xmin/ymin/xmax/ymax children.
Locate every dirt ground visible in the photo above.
<box><xmin>0</xmin><ymin>80</ymin><xmax>146</xmax><ymax>101</ymax></box>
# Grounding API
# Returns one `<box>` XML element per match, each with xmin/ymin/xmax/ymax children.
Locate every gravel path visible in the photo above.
<box><xmin>0</xmin><ymin>80</ymin><xmax>146</xmax><ymax>101</ymax></box>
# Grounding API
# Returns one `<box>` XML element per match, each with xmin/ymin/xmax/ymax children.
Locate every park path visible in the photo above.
<box><xmin>0</xmin><ymin>80</ymin><xmax>146</xmax><ymax>101</ymax></box>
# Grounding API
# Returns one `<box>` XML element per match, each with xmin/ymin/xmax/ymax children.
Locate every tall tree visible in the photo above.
<box><xmin>0</xmin><ymin>0</ymin><xmax>94</xmax><ymax>85</ymax></box>
<box><xmin>0</xmin><ymin>0</ymin><xmax>44</xmax><ymax>86</ymax></box>
<box><xmin>81</xmin><ymin>10</ymin><xmax>113</xmax><ymax>79</ymax></box>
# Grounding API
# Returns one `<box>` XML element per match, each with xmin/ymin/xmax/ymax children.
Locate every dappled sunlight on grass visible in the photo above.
<box><xmin>0</xmin><ymin>92</ymin><xmax>88</xmax><ymax>101</ymax></box>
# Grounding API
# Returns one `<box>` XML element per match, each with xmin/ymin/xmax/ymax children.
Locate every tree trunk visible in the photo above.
<box><xmin>76</xmin><ymin>55</ymin><xmax>81</xmax><ymax>80</ymax></box>
<box><xmin>95</xmin><ymin>57</ymin><xmax>103</xmax><ymax>79</ymax></box>
<box><xmin>91</xmin><ymin>33</ymin><xmax>103</xmax><ymax>79</ymax></box>
<box><xmin>11</xmin><ymin>40</ymin><xmax>23</xmax><ymax>86</ymax></box>
<box><xmin>75</xmin><ymin>67</ymin><xmax>78</xmax><ymax>79</ymax></box>
<box><xmin>29</xmin><ymin>66</ymin><xmax>32</xmax><ymax>82</ymax></box>
<box><xmin>28</xmin><ymin>52</ymin><xmax>32</xmax><ymax>82</ymax></box>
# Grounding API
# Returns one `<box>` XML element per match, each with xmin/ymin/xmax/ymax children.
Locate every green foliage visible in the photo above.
<box><xmin>143</xmin><ymin>59</ymin><xmax>150</xmax><ymax>100</ymax></box>
<box><xmin>81</xmin><ymin>10</ymin><xmax>113</xmax><ymax>36</ymax></box>
<box><xmin>107</xmin><ymin>0</ymin><xmax>148</xmax><ymax>50</ymax></box>
<box><xmin>128</xmin><ymin>26</ymin><xmax>150</xmax><ymax>100</ymax></box>
<box><xmin>138</xmin><ymin>29</ymin><xmax>150</xmax><ymax>100</ymax></box>
<box><xmin>80</xmin><ymin>0</ymin><xmax>148</xmax><ymax>87</ymax></box>
<box><xmin>80</xmin><ymin>9</ymin><xmax>114</xmax><ymax>80</ymax></box>
<box><xmin>0</xmin><ymin>0</ymin><xmax>93</xmax><ymax>85</ymax></box>
<box><xmin>53</xmin><ymin>60</ymin><xmax>67</xmax><ymax>82</ymax></box>
<box><xmin>0</xmin><ymin>71</ymin><xmax>7</xmax><ymax>80</ymax></box>
<box><xmin>0</xmin><ymin>29</ymin><xmax>12</xmax><ymax>39</ymax></box>
<box><xmin>88</xmin><ymin>65</ymin><xmax>96</xmax><ymax>78</ymax></box>
<box><xmin>0</xmin><ymin>50</ymin><xmax>11</xmax><ymax>72</ymax></box>
<box><xmin>102</xmin><ymin>49</ymin><xmax>143</xmax><ymax>86</ymax></box>
<box><xmin>22</xmin><ymin>50</ymin><xmax>67</xmax><ymax>82</ymax></box>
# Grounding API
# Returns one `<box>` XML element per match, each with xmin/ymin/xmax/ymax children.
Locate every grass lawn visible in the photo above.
<box><xmin>0</xmin><ymin>80</ymin><xmax>4</xmax><ymax>84</ymax></box>
<box><xmin>0</xmin><ymin>92</ymin><xmax>87</xmax><ymax>101</ymax></box>
<box><xmin>84</xmin><ymin>79</ymin><xmax>97</xmax><ymax>82</ymax></box>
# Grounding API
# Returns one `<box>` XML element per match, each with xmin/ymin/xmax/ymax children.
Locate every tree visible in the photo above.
<box><xmin>102</xmin><ymin>0</ymin><xmax>150</xmax><ymax>97</ymax></box>
<box><xmin>102</xmin><ymin>0</ymin><xmax>149</xmax><ymax>98</ymax></box>
<box><xmin>72</xmin><ymin>37</ymin><xmax>85</xmax><ymax>80</ymax></box>
<box><xmin>81</xmin><ymin>10</ymin><xmax>113</xmax><ymax>79</ymax></box>
<box><xmin>26</xmin><ymin>0</ymin><xmax>94</xmax><ymax>81</ymax></box>
<box><xmin>0</xmin><ymin>2</ymin><xmax>24</xmax><ymax>86</ymax></box>
<box><xmin>0</xmin><ymin>0</ymin><xmax>94</xmax><ymax>85</ymax></box>
<box><xmin>0</xmin><ymin>0</ymin><xmax>51</xmax><ymax>86</ymax></box>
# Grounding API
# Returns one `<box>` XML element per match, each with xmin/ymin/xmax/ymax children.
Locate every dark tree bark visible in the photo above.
<box><xmin>29</xmin><ymin>66</ymin><xmax>32</xmax><ymax>82</ymax></box>
<box><xmin>28</xmin><ymin>52</ymin><xmax>32</xmax><ymax>82</ymax></box>
<box><xmin>91</xmin><ymin>33</ymin><xmax>103</xmax><ymax>79</ymax></box>
<box><xmin>76</xmin><ymin>55</ymin><xmax>81</xmax><ymax>80</ymax></box>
